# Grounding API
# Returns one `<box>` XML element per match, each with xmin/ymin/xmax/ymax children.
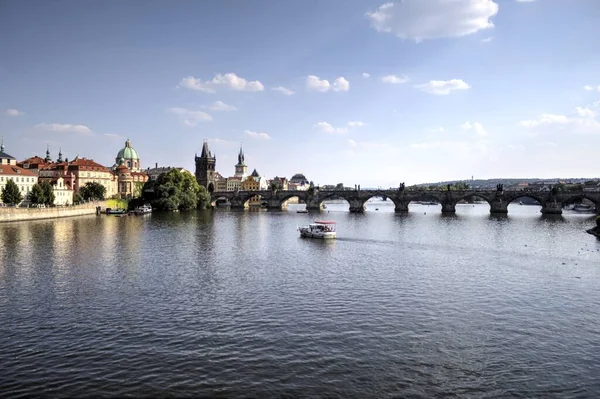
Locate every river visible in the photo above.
<box><xmin>1</xmin><ymin>201</ymin><xmax>599</xmax><ymax>398</ymax></box>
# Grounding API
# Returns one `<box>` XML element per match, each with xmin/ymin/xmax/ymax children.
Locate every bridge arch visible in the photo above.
<box><xmin>361</xmin><ymin>192</ymin><xmax>401</xmax><ymax>211</ymax></box>
<box><xmin>504</xmin><ymin>193</ymin><xmax>546</xmax><ymax>207</ymax></box>
<box><xmin>277</xmin><ymin>192</ymin><xmax>308</xmax><ymax>210</ymax></box>
<box><xmin>561</xmin><ymin>193</ymin><xmax>598</xmax><ymax>211</ymax></box>
<box><xmin>405</xmin><ymin>192</ymin><xmax>445</xmax><ymax>206</ymax></box>
<box><xmin>451</xmin><ymin>193</ymin><xmax>494</xmax><ymax>208</ymax></box>
<box><xmin>316</xmin><ymin>191</ymin><xmax>352</xmax><ymax>210</ymax></box>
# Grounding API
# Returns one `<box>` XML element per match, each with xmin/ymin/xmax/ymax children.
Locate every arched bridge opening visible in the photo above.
<box><xmin>562</xmin><ymin>194</ymin><xmax>598</xmax><ymax>214</ymax></box>
<box><xmin>317</xmin><ymin>193</ymin><xmax>350</xmax><ymax>212</ymax></box>
<box><xmin>280</xmin><ymin>195</ymin><xmax>307</xmax><ymax>211</ymax></box>
<box><xmin>407</xmin><ymin>193</ymin><xmax>443</xmax><ymax>212</ymax></box>
<box><xmin>506</xmin><ymin>195</ymin><xmax>543</xmax><ymax>214</ymax></box>
<box><xmin>454</xmin><ymin>194</ymin><xmax>492</xmax><ymax>214</ymax></box>
<box><xmin>363</xmin><ymin>194</ymin><xmax>399</xmax><ymax>212</ymax></box>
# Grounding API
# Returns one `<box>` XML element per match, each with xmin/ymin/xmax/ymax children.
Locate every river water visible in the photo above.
<box><xmin>1</xmin><ymin>201</ymin><xmax>599</xmax><ymax>398</ymax></box>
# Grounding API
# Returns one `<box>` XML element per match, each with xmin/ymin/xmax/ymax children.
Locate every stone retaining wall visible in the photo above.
<box><xmin>0</xmin><ymin>201</ymin><xmax>107</xmax><ymax>223</ymax></box>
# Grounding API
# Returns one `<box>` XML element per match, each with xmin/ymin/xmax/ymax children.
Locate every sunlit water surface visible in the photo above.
<box><xmin>1</xmin><ymin>201</ymin><xmax>599</xmax><ymax>397</ymax></box>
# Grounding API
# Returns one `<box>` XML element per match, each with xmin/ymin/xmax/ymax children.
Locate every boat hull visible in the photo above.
<box><xmin>299</xmin><ymin>228</ymin><xmax>336</xmax><ymax>239</ymax></box>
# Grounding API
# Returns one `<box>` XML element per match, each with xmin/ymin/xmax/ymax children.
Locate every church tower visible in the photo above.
<box><xmin>234</xmin><ymin>144</ymin><xmax>247</xmax><ymax>178</ymax></box>
<box><xmin>195</xmin><ymin>141</ymin><xmax>216</xmax><ymax>192</ymax></box>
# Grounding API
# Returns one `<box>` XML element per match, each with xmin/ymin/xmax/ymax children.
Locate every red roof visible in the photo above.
<box><xmin>0</xmin><ymin>165</ymin><xmax>38</xmax><ymax>177</ymax></box>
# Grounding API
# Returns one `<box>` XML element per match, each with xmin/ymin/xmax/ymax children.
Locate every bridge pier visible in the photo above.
<box><xmin>541</xmin><ymin>200</ymin><xmax>562</xmax><ymax>215</ymax></box>
<box><xmin>229</xmin><ymin>197</ymin><xmax>245</xmax><ymax>210</ymax></box>
<box><xmin>305</xmin><ymin>197</ymin><xmax>322</xmax><ymax>211</ymax></box>
<box><xmin>266</xmin><ymin>198</ymin><xmax>283</xmax><ymax>210</ymax></box>
<box><xmin>394</xmin><ymin>202</ymin><xmax>409</xmax><ymax>213</ymax></box>
<box><xmin>489</xmin><ymin>199</ymin><xmax>509</xmax><ymax>214</ymax></box>
<box><xmin>349</xmin><ymin>199</ymin><xmax>365</xmax><ymax>213</ymax></box>
<box><xmin>441</xmin><ymin>202</ymin><xmax>456</xmax><ymax>213</ymax></box>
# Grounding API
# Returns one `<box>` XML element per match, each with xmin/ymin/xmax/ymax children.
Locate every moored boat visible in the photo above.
<box><xmin>298</xmin><ymin>220</ymin><xmax>336</xmax><ymax>239</ymax></box>
<box><xmin>106</xmin><ymin>208</ymin><xmax>127</xmax><ymax>215</ymax></box>
<box><xmin>134</xmin><ymin>204</ymin><xmax>153</xmax><ymax>215</ymax></box>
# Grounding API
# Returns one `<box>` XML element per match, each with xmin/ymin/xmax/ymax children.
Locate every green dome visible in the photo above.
<box><xmin>116</xmin><ymin>139</ymin><xmax>139</xmax><ymax>160</ymax></box>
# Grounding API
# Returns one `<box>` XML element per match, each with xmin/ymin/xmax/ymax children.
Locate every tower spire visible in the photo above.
<box><xmin>45</xmin><ymin>144</ymin><xmax>52</xmax><ymax>162</ymax></box>
<box><xmin>0</xmin><ymin>136</ymin><xmax>4</xmax><ymax>153</ymax></box>
<box><xmin>57</xmin><ymin>147</ymin><xmax>63</xmax><ymax>162</ymax></box>
<box><xmin>238</xmin><ymin>143</ymin><xmax>245</xmax><ymax>165</ymax></box>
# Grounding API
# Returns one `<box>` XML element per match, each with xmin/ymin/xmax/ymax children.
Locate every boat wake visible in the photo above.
<box><xmin>335</xmin><ymin>237</ymin><xmax>398</xmax><ymax>246</ymax></box>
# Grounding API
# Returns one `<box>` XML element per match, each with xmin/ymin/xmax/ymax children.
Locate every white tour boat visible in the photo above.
<box><xmin>298</xmin><ymin>220</ymin><xmax>337</xmax><ymax>239</ymax></box>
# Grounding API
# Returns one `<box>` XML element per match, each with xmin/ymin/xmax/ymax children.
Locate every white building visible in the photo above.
<box><xmin>0</xmin><ymin>141</ymin><xmax>38</xmax><ymax>205</ymax></box>
<box><xmin>50</xmin><ymin>176</ymin><xmax>74</xmax><ymax>205</ymax></box>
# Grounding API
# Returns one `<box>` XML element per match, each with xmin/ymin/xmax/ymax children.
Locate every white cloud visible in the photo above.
<box><xmin>333</xmin><ymin>77</ymin><xmax>350</xmax><ymax>92</ymax></box>
<box><xmin>178</xmin><ymin>73</ymin><xmax>264</xmax><ymax>93</ymax></box>
<box><xmin>306</xmin><ymin>75</ymin><xmax>331</xmax><ymax>92</ymax></box>
<box><xmin>244</xmin><ymin>130</ymin><xmax>271</xmax><ymax>140</ymax></box>
<box><xmin>575</xmin><ymin>107</ymin><xmax>597</xmax><ymax>118</ymax></box>
<box><xmin>35</xmin><ymin>123</ymin><xmax>92</xmax><ymax>135</ymax></box>
<box><xmin>366</xmin><ymin>0</ymin><xmax>499</xmax><ymax>42</ymax></box>
<box><xmin>209</xmin><ymin>101</ymin><xmax>237</xmax><ymax>112</ymax></box>
<box><xmin>5</xmin><ymin>108</ymin><xmax>24</xmax><ymax>117</ymax></box>
<box><xmin>481</xmin><ymin>37</ymin><xmax>494</xmax><ymax>43</ymax></box>
<box><xmin>348</xmin><ymin>139</ymin><xmax>357</xmax><ymax>148</ymax></box>
<box><xmin>272</xmin><ymin>86</ymin><xmax>295</xmax><ymax>96</ymax></box>
<box><xmin>519</xmin><ymin>113</ymin><xmax>569</xmax><ymax>128</ymax></box>
<box><xmin>306</xmin><ymin>75</ymin><xmax>350</xmax><ymax>92</ymax></box>
<box><xmin>519</xmin><ymin>108</ymin><xmax>600</xmax><ymax>135</ymax></box>
<box><xmin>583</xmin><ymin>85</ymin><xmax>600</xmax><ymax>92</ymax></box>
<box><xmin>347</xmin><ymin>121</ymin><xmax>366</xmax><ymax>128</ymax></box>
<box><xmin>381</xmin><ymin>74</ymin><xmax>409</xmax><ymax>84</ymax></box>
<box><xmin>168</xmin><ymin>107</ymin><xmax>213</xmax><ymax>126</ymax></box>
<box><xmin>313</xmin><ymin>122</ymin><xmax>348</xmax><ymax>134</ymax></box>
<box><xmin>461</xmin><ymin>121</ymin><xmax>488</xmax><ymax>136</ymax></box>
<box><xmin>415</xmin><ymin>79</ymin><xmax>471</xmax><ymax>95</ymax></box>
<box><xmin>362</xmin><ymin>73</ymin><xmax>370</xmax><ymax>78</ymax></box>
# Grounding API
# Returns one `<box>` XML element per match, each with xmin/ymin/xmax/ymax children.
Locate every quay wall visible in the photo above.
<box><xmin>0</xmin><ymin>201</ymin><xmax>107</xmax><ymax>223</ymax></box>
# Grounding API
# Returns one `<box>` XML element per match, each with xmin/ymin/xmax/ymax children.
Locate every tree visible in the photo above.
<box><xmin>41</xmin><ymin>182</ymin><xmax>55</xmax><ymax>205</ymax></box>
<box><xmin>453</xmin><ymin>181</ymin><xmax>470</xmax><ymax>191</ymax></box>
<box><xmin>335</xmin><ymin>183</ymin><xmax>344</xmax><ymax>190</ymax></box>
<box><xmin>29</xmin><ymin>183</ymin><xmax>46</xmax><ymax>205</ymax></box>
<box><xmin>79</xmin><ymin>182</ymin><xmax>106</xmax><ymax>201</ymax></box>
<box><xmin>1</xmin><ymin>179</ymin><xmax>23</xmax><ymax>205</ymax></box>
<box><xmin>73</xmin><ymin>193</ymin><xmax>84</xmax><ymax>204</ymax></box>
<box><xmin>133</xmin><ymin>181</ymin><xmax>145</xmax><ymax>198</ymax></box>
<box><xmin>149</xmin><ymin>169</ymin><xmax>210</xmax><ymax>211</ymax></box>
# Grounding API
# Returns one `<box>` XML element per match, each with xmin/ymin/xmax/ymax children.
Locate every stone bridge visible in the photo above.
<box><xmin>211</xmin><ymin>188</ymin><xmax>600</xmax><ymax>215</ymax></box>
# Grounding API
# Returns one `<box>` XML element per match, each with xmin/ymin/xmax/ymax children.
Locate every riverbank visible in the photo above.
<box><xmin>0</xmin><ymin>201</ymin><xmax>107</xmax><ymax>223</ymax></box>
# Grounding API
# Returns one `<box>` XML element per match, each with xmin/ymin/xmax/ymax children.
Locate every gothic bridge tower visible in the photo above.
<box><xmin>195</xmin><ymin>141</ymin><xmax>216</xmax><ymax>192</ymax></box>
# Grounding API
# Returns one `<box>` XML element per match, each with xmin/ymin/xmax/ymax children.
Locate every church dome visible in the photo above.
<box><xmin>116</xmin><ymin>139</ymin><xmax>139</xmax><ymax>160</ymax></box>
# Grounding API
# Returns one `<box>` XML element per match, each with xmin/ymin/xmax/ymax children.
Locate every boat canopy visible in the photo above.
<box><xmin>314</xmin><ymin>220</ymin><xmax>336</xmax><ymax>224</ymax></box>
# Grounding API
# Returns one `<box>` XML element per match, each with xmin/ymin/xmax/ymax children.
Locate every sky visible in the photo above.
<box><xmin>1</xmin><ymin>0</ymin><xmax>600</xmax><ymax>187</ymax></box>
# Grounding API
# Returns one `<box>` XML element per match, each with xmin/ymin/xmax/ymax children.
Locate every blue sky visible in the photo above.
<box><xmin>1</xmin><ymin>0</ymin><xmax>600</xmax><ymax>187</ymax></box>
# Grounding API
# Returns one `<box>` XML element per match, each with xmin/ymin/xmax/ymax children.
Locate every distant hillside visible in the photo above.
<box><xmin>416</xmin><ymin>178</ymin><xmax>599</xmax><ymax>188</ymax></box>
